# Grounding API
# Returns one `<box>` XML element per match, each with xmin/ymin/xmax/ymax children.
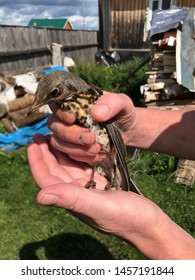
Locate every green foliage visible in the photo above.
<box><xmin>0</xmin><ymin>124</ymin><xmax>7</xmax><ymax>134</ymax></box>
<box><xmin>138</xmin><ymin>151</ymin><xmax>176</xmax><ymax>175</ymax></box>
<box><xmin>71</xmin><ymin>58</ymin><xmax>148</xmax><ymax>103</ymax></box>
<box><xmin>127</xmin><ymin>150</ymin><xmax>175</xmax><ymax>177</ymax></box>
<box><xmin>71</xmin><ymin>62</ymin><xmax>114</xmax><ymax>91</ymax></box>
<box><xmin>128</xmin><ymin>150</ymin><xmax>195</xmax><ymax>236</ymax></box>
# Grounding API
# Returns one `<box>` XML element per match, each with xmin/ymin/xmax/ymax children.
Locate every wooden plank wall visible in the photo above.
<box><xmin>110</xmin><ymin>0</ymin><xmax>147</xmax><ymax>49</ymax></box>
<box><xmin>0</xmin><ymin>26</ymin><xmax>98</xmax><ymax>72</ymax></box>
<box><xmin>98</xmin><ymin>0</ymin><xmax>148</xmax><ymax>50</ymax></box>
<box><xmin>176</xmin><ymin>0</ymin><xmax>195</xmax><ymax>9</ymax></box>
<box><xmin>99</xmin><ymin>0</ymin><xmax>195</xmax><ymax>51</ymax></box>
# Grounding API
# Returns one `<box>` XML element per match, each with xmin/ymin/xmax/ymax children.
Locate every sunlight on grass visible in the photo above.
<box><xmin>0</xmin><ymin>148</ymin><xmax>194</xmax><ymax>260</ymax></box>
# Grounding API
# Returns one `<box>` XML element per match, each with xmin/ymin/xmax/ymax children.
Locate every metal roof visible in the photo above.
<box><xmin>28</xmin><ymin>18</ymin><xmax>71</xmax><ymax>29</ymax></box>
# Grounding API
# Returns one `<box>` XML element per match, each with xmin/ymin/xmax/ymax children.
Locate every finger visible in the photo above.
<box><xmin>29</xmin><ymin>134</ymin><xmax>73</xmax><ymax>185</ymax></box>
<box><xmin>91</xmin><ymin>93</ymin><xmax>135</xmax><ymax>126</ymax></box>
<box><xmin>33</xmin><ymin>134</ymin><xmax>96</xmax><ymax>181</ymax></box>
<box><xmin>37</xmin><ymin>183</ymin><xmax>112</xmax><ymax>212</ymax></box>
<box><xmin>49</xmin><ymin>144</ymin><xmax>94</xmax><ymax>179</ymax></box>
<box><xmin>37</xmin><ymin>183</ymin><xmax>139</xmax><ymax>218</ymax></box>
<box><xmin>48</xmin><ymin>114</ymin><xmax>96</xmax><ymax>145</ymax></box>
<box><xmin>50</xmin><ymin>134</ymin><xmax>102</xmax><ymax>157</ymax></box>
<box><xmin>27</xmin><ymin>140</ymin><xmax>65</xmax><ymax>188</ymax></box>
<box><xmin>69</xmin><ymin>153</ymin><xmax>108</xmax><ymax>163</ymax></box>
<box><xmin>49</xmin><ymin>103</ymin><xmax>76</xmax><ymax>124</ymax></box>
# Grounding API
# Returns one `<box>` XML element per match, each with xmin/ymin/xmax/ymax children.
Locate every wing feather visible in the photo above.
<box><xmin>106</xmin><ymin>122</ymin><xmax>141</xmax><ymax>194</ymax></box>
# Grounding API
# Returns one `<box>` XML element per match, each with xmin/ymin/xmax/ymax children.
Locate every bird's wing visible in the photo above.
<box><xmin>106</xmin><ymin>122</ymin><xmax>141</xmax><ymax>195</ymax></box>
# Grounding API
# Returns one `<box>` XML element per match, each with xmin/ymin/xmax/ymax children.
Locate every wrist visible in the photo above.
<box><xmin>123</xmin><ymin>107</ymin><xmax>145</xmax><ymax>147</ymax></box>
<box><xmin>124</xmin><ymin>207</ymin><xmax>195</xmax><ymax>259</ymax></box>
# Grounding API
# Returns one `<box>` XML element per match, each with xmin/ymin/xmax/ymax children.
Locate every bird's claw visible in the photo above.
<box><xmin>84</xmin><ymin>180</ymin><xmax>96</xmax><ymax>189</ymax></box>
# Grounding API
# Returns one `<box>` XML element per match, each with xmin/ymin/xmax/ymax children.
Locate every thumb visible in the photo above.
<box><xmin>91</xmin><ymin>92</ymin><xmax>133</xmax><ymax>122</ymax></box>
<box><xmin>91</xmin><ymin>93</ymin><xmax>114</xmax><ymax>122</ymax></box>
<box><xmin>37</xmin><ymin>183</ymin><xmax>101</xmax><ymax>214</ymax></box>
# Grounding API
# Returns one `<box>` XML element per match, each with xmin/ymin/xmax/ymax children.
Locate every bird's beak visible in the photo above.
<box><xmin>28</xmin><ymin>100</ymin><xmax>44</xmax><ymax>115</ymax></box>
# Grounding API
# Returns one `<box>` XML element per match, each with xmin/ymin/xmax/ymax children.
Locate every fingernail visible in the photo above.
<box><xmin>79</xmin><ymin>131</ymin><xmax>92</xmax><ymax>145</ymax></box>
<box><xmin>40</xmin><ymin>194</ymin><xmax>59</xmax><ymax>205</ymax></box>
<box><xmin>79</xmin><ymin>130</ymin><xmax>96</xmax><ymax>145</ymax></box>
<box><xmin>93</xmin><ymin>104</ymin><xmax>110</xmax><ymax>119</ymax></box>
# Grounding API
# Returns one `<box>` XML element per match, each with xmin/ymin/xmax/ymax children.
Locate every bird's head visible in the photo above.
<box><xmin>28</xmin><ymin>70</ymin><xmax>80</xmax><ymax>114</ymax></box>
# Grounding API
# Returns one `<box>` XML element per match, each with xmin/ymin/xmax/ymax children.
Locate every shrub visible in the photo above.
<box><xmin>71</xmin><ymin>58</ymin><xmax>148</xmax><ymax>104</ymax></box>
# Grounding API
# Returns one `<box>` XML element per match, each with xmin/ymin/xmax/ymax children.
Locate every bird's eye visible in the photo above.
<box><xmin>49</xmin><ymin>88</ymin><xmax>59</xmax><ymax>98</ymax></box>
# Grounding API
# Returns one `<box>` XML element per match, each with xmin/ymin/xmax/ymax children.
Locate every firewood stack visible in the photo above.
<box><xmin>0</xmin><ymin>71</ymin><xmax>50</xmax><ymax>132</ymax></box>
<box><xmin>141</xmin><ymin>7</ymin><xmax>195</xmax><ymax>188</ymax></box>
<box><xmin>141</xmin><ymin>28</ymin><xmax>195</xmax><ymax>107</ymax></box>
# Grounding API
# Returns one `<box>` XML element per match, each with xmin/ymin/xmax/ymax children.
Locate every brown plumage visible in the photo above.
<box><xmin>29</xmin><ymin>70</ymin><xmax>141</xmax><ymax>194</ymax></box>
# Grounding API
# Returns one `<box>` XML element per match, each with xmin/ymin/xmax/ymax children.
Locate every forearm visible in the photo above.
<box><xmin>124</xmin><ymin>208</ymin><xmax>195</xmax><ymax>260</ymax></box>
<box><xmin>127</xmin><ymin>107</ymin><xmax>195</xmax><ymax>159</ymax></box>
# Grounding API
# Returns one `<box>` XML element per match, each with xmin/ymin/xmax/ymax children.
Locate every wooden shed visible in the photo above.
<box><xmin>98</xmin><ymin>0</ymin><xmax>195</xmax><ymax>55</ymax></box>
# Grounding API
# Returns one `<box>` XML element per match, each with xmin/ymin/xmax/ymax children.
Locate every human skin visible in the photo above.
<box><xmin>27</xmin><ymin>92</ymin><xmax>195</xmax><ymax>259</ymax></box>
<box><xmin>47</xmin><ymin>93</ymin><xmax>195</xmax><ymax>161</ymax></box>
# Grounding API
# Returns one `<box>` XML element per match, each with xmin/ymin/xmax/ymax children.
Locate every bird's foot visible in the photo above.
<box><xmin>84</xmin><ymin>180</ymin><xmax>96</xmax><ymax>189</ymax></box>
<box><xmin>104</xmin><ymin>183</ymin><xmax>118</xmax><ymax>191</ymax></box>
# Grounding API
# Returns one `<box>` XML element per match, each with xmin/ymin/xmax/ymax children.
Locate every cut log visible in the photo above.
<box><xmin>144</xmin><ymin>91</ymin><xmax>161</xmax><ymax>102</ymax></box>
<box><xmin>0</xmin><ymin>103</ymin><xmax>7</xmax><ymax>117</ymax></box>
<box><xmin>0</xmin><ymin>81</ymin><xmax>6</xmax><ymax>91</ymax></box>
<box><xmin>2</xmin><ymin>77</ymin><xmax>16</xmax><ymax>86</ymax></box>
<box><xmin>163</xmin><ymin>65</ymin><xmax>176</xmax><ymax>73</ymax></box>
<box><xmin>147</xmin><ymin>78</ymin><xmax>176</xmax><ymax>84</ymax></box>
<box><xmin>9</xmin><ymin>106</ymin><xmax>48</xmax><ymax>128</ymax></box>
<box><xmin>7</xmin><ymin>94</ymin><xmax>35</xmax><ymax>112</ymax></box>
<box><xmin>144</xmin><ymin>82</ymin><xmax>165</xmax><ymax>91</ymax></box>
<box><xmin>163</xmin><ymin>54</ymin><xmax>176</xmax><ymax>66</ymax></box>
<box><xmin>174</xmin><ymin>158</ymin><xmax>195</xmax><ymax>186</ymax></box>
<box><xmin>0</xmin><ymin>117</ymin><xmax>14</xmax><ymax>132</ymax></box>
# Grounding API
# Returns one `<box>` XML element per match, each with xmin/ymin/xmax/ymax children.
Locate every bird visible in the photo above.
<box><xmin>28</xmin><ymin>70</ymin><xmax>141</xmax><ymax>194</ymax></box>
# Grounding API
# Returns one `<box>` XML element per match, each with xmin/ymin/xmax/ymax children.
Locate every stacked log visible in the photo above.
<box><xmin>141</xmin><ymin>10</ymin><xmax>195</xmax><ymax>188</ymax></box>
<box><xmin>141</xmin><ymin>29</ymin><xmax>195</xmax><ymax>106</ymax></box>
<box><xmin>0</xmin><ymin>72</ymin><xmax>50</xmax><ymax>132</ymax></box>
<box><xmin>174</xmin><ymin>158</ymin><xmax>195</xmax><ymax>187</ymax></box>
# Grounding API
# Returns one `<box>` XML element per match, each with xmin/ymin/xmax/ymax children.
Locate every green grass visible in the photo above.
<box><xmin>0</xmin><ymin>149</ymin><xmax>142</xmax><ymax>260</ymax></box>
<box><xmin>0</xmin><ymin>148</ymin><xmax>194</xmax><ymax>260</ymax></box>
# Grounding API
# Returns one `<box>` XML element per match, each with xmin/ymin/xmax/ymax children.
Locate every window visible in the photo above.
<box><xmin>144</xmin><ymin>0</ymin><xmax>176</xmax><ymax>41</ymax></box>
<box><xmin>150</xmin><ymin>0</ymin><xmax>175</xmax><ymax>11</ymax></box>
<box><xmin>162</xmin><ymin>0</ymin><xmax>172</xmax><ymax>10</ymax></box>
<box><xmin>153</xmin><ymin>1</ymin><xmax>160</xmax><ymax>10</ymax></box>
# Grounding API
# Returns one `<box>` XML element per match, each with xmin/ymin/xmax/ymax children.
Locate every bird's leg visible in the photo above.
<box><xmin>104</xmin><ymin>183</ymin><xmax>113</xmax><ymax>191</ymax></box>
<box><xmin>104</xmin><ymin>182</ymin><xmax>120</xmax><ymax>191</ymax></box>
<box><xmin>104</xmin><ymin>165</ymin><xmax>121</xmax><ymax>191</ymax></box>
<box><xmin>84</xmin><ymin>166</ymin><xmax>96</xmax><ymax>189</ymax></box>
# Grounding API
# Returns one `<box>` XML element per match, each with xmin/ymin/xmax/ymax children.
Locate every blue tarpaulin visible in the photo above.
<box><xmin>0</xmin><ymin>118</ymin><xmax>50</xmax><ymax>151</ymax></box>
<box><xmin>37</xmin><ymin>65</ymin><xmax>68</xmax><ymax>74</ymax></box>
<box><xmin>150</xmin><ymin>7</ymin><xmax>188</xmax><ymax>39</ymax></box>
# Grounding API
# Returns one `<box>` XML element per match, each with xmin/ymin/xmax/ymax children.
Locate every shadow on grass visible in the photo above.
<box><xmin>19</xmin><ymin>233</ymin><xmax>114</xmax><ymax>260</ymax></box>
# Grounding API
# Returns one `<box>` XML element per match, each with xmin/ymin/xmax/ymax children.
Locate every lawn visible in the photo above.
<box><xmin>0</xmin><ymin>148</ymin><xmax>194</xmax><ymax>260</ymax></box>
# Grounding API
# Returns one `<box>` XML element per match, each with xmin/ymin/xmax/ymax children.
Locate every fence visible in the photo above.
<box><xmin>0</xmin><ymin>25</ymin><xmax>98</xmax><ymax>72</ymax></box>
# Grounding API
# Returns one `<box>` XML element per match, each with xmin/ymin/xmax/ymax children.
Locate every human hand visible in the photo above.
<box><xmin>28</xmin><ymin>134</ymin><xmax>195</xmax><ymax>260</ymax></box>
<box><xmin>47</xmin><ymin>92</ymin><xmax>136</xmax><ymax>162</ymax></box>
<box><xmin>27</xmin><ymin>134</ymin><xmax>160</xmax><ymax>249</ymax></box>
